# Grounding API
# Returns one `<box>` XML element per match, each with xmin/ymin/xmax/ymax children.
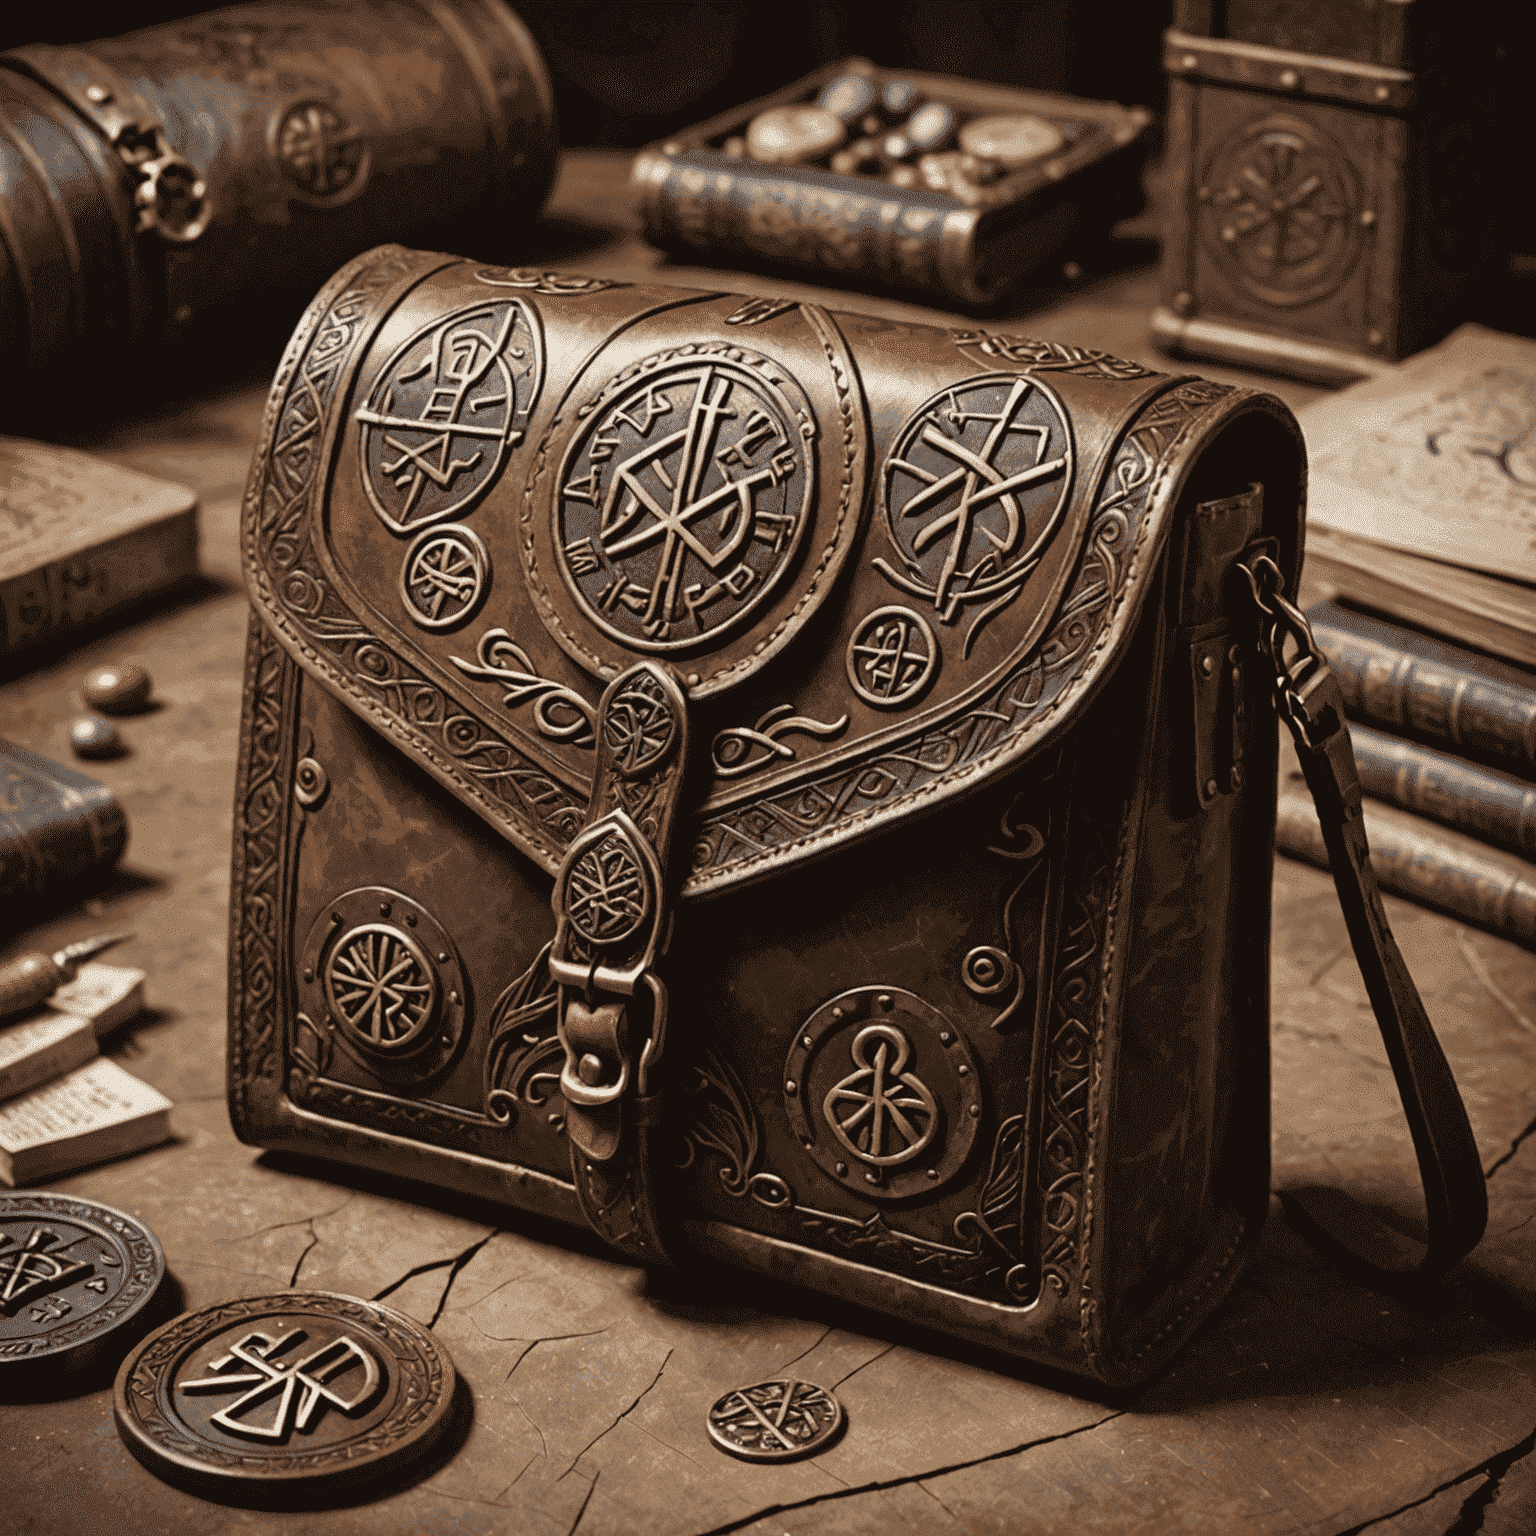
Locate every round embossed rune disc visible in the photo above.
<box><xmin>706</xmin><ymin>1378</ymin><xmax>844</xmax><ymax>1461</ymax></box>
<box><xmin>0</xmin><ymin>1193</ymin><xmax>165</xmax><ymax>1380</ymax></box>
<box><xmin>114</xmin><ymin>1290</ymin><xmax>458</xmax><ymax>1499</ymax></box>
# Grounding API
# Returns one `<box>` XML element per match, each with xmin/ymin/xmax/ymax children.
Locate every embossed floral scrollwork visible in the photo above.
<box><xmin>678</xmin><ymin>1051</ymin><xmax>759</xmax><ymax>1195</ymax></box>
<box><xmin>711</xmin><ymin>705</ymin><xmax>849</xmax><ymax>780</ymax></box>
<box><xmin>451</xmin><ymin>628</ymin><xmax>596</xmax><ymax>747</ymax></box>
<box><xmin>483</xmin><ymin>943</ymin><xmax>560</xmax><ymax>1127</ymax></box>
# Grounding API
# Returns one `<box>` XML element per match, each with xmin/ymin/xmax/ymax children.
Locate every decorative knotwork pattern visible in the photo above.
<box><xmin>950</xmin><ymin>329</ymin><xmax>1154</xmax><ymax>380</ymax></box>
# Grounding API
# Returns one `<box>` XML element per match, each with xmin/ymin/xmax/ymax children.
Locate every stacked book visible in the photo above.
<box><xmin>1281</xmin><ymin>325</ymin><xmax>1536</xmax><ymax>950</ymax></box>
<box><xmin>0</xmin><ymin>964</ymin><xmax>172</xmax><ymax>1186</ymax></box>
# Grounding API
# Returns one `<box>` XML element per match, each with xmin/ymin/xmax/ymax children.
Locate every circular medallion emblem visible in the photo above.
<box><xmin>1199</xmin><ymin>114</ymin><xmax>1362</xmax><ymax>308</ymax></box>
<box><xmin>786</xmin><ymin>987</ymin><xmax>980</xmax><ymax>1200</ymax></box>
<box><xmin>567</xmin><ymin>829</ymin><xmax>650</xmax><ymax>947</ymax></box>
<box><xmin>299</xmin><ymin>889</ymin><xmax>468</xmax><ymax>1081</ymax></box>
<box><xmin>399</xmin><ymin>524</ymin><xmax>489</xmax><ymax>631</ymax></box>
<box><xmin>356</xmin><ymin>300</ymin><xmax>542</xmax><ymax>535</ymax></box>
<box><xmin>706</xmin><ymin>1378</ymin><xmax>843</xmax><ymax>1461</ymax></box>
<box><xmin>879</xmin><ymin>373</ymin><xmax>1074</xmax><ymax>624</ymax></box>
<box><xmin>325</xmin><ymin>924</ymin><xmax>439</xmax><ymax>1053</ymax></box>
<box><xmin>553</xmin><ymin>353</ymin><xmax>815</xmax><ymax>652</ymax></box>
<box><xmin>846</xmin><ymin>606</ymin><xmax>938</xmax><ymax>708</ymax></box>
<box><xmin>114</xmin><ymin>1291</ymin><xmax>458</xmax><ymax>1499</ymax></box>
<box><xmin>272</xmin><ymin>100</ymin><xmax>369</xmax><ymax>205</ymax></box>
<box><xmin>0</xmin><ymin>1194</ymin><xmax>165</xmax><ymax>1374</ymax></box>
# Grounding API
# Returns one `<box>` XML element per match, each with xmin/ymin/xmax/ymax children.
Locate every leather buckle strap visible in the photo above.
<box><xmin>550</xmin><ymin>662</ymin><xmax>690</xmax><ymax>1263</ymax></box>
<box><xmin>1241</xmin><ymin>554</ymin><xmax>1488</xmax><ymax>1285</ymax></box>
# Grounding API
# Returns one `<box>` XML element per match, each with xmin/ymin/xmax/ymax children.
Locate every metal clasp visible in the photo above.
<box><xmin>1238</xmin><ymin>553</ymin><xmax>1331</xmax><ymax>750</ymax></box>
<box><xmin>119</xmin><ymin>123</ymin><xmax>209</xmax><ymax>243</ymax></box>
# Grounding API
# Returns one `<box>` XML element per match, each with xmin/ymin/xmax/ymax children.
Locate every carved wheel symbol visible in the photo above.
<box><xmin>880</xmin><ymin>374</ymin><xmax>1074</xmax><ymax>623</ymax></box>
<box><xmin>567</xmin><ymin>832</ymin><xmax>649</xmax><ymax>946</ymax></box>
<box><xmin>823</xmin><ymin>1024</ymin><xmax>938</xmax><ymax>1167</ymax></box>
<box><xmin>356</xmin><ymin>300</ymin><xmax>537</xmax><ymax>534</ymax></box>
<box><xmin>275</xmin><ymin>101</ymin><xmax>367</xmax><ymax>201</ymax></box>
<box><xmin>602</xmin><ymin>673</ymin><xmax>677</xmax><ymax>775</ymax></box>
<box><xmin>846</xmin><ymin>606</ymin><xmax>937</xmax><ymax>708</ymax></box>
<box><xmin>1200</xmin><ymin>115</ymin><xmax>1362</xmax><ymax>308</ymax></box>
<box><xmin>400</xmin><ymin>525</ymin><xmax>489</xmax><ymax>631</ymax></box>
<box><xmin>325</xmin><ymin>924</ymin><xmax>439</xmax><ymax>1052</ymax></box>
<box><xmin>554</xmin><ymin>356</ymin><xmax>814</xmax><ymax>651</ymax></box>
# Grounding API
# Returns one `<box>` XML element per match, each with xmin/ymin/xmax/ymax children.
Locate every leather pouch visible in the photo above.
<box><xmin>228</xmin><ymin>244</ymin><xmax>1485</xmax><ymax>1388</ymax></box>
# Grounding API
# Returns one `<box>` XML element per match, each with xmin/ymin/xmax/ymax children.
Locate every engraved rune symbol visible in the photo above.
<box><xmin>179</xmin><ymin>1328</ymin><xmax>382</xmax><ymax>1440</ymax></box>
<box><xmin>707</xmin><ymin>1378</ymin><xmax>842</xmax><ymax>1459</ymax></box>
<box><xmin>357</xmin><ymin>300</ymin><xmax>537</xmax><ymax>533</ymax></box>
<box><xmin>602</xmin><ymin>674</ymin><xmax>677</xmax><ymax>775</ymax></box>
<box><xmin>0</xmin><ymin>1227</ymin><xmax>91</xmax><ymax>1316</ymax></box>
<box><xmin>276</xmin><ymin>102</ymin><xmax>363</xmax><ymax>198</ymax></box>
<box><xmin>401</xmin><ymin>525</ymin><xmax>487</xmax><ymax>630</ymax></box>
<box><xmin>823</xmin><ymin>1024</ymin><xmax>938</xmax><ymax>1167</ymax></box>
<box><xmin>567</xmin><ymin>832</ymin><xmax>649</xmax><ymax>946</ymax></box>
<box><xmin>326</xmin><ymin>925</ymin><xmax>438</xmax><ymax>1050</ymax></box>
<box><xmin>883</xmin><ymin>376</ymin><xmax>1071</xmax><ymax>622</ymax></box>
<box><xmin>846</xmin><ymin>607</ymin><xmax>937</xmax><ymax>708</ymax></box>
<box><xmin>555</xmin><ymin>355</ymin><xmax>813</xmax><ymax>650</ymax></box>
<box><xmin>1210</xmin><ymin>132</ymin><xmax>1348</xmax><ymax>275</ymax></box>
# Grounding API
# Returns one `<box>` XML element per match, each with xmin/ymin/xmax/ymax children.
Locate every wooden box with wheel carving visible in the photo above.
<box><xmin>228</xmin><ymin>245</ymin><xmax>1307</xmax><ymax>1389</ymax></box>
<box><xmin>1153</xmin><ymin>0</ymin><xmax>1497</xmax><ymax>385</ymax></box>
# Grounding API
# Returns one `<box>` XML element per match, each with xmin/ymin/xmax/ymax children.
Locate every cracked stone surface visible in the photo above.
<box><xmin>2</xmin><ymin>152</ymin><xmax>1534</xmax><ymax>1535</ymax></box>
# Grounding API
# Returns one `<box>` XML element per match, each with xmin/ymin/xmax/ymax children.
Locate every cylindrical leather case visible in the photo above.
<box><xmin>0</xmin><ymin>1</ymin><xmax>556</xmax><ymax>386</ymax></box>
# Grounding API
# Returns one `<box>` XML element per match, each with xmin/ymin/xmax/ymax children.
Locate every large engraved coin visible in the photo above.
<box><xmin>115</xmin><ymin>1290</ymin><xmax>458</xmax><ymax>1499</ymax></box>
<box><xmin>0</xmin><ymin>1193</ymin><xmax>165</xmax><ymax>1379</ymax></box>
<box><xmin>706</xmin><ymin>1377</ymin><xmax>843</xmax><ymax>1461</ymax></box>
<box><xmin>745</xmin><ymin>105</ymin><xmax>846</xmax><ymax>164</ymax></box>
<box><xmin>957</xmin><ymin>113</ymin><xmax>1064</xmax><ymax>167</ymax></box>
<box><xmin>553</xmin><ymin>352</ymin><xmax>815</xmax><ymax>653</ymax></box>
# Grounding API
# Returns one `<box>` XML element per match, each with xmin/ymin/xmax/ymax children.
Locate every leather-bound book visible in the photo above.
<box><xmin>1277</xmin><ymin>781</ymin><xmax>1536</xmax><ymax>951</ymax></box>
<box><xmin>1348</xmin><ymin>724</ymin><xmax>1536</xmax><ymax>860</ymax></box>
<box><xmin>0</xmin><ymin>437</ymin><xmax>198</xmax><ymax>663</ymax></box>
<box><xmin>1308</xmin><ymin>602</ymin><xmax>1536</xmax><ymax>780</ymax></box>
<box><xmin>0</xmin><ymin>740</ymin><xmax>128</xmax><ymax>905</ymax></box>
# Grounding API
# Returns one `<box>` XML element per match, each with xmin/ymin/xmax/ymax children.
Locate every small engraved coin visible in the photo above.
<box><xmin>82</xmin><ymin>662</ymin><xmax>153</xmax><ymax>714</ymax></box>
<box><xmin>0</xmin><ymin>1193</ymin><xmax>165</xmax><ymax>1374</ymax></box>
<box><xmin>115</xmin><ymin>1290</ymin><xmax>458</xmax><ymax>1498</ymax></box>
<box><xmin>707</xmin><ymin>1377</ymin><xmax>843</xmax><ymax>1461</ymax></box>
<box><xmin>958</xmin><ymin>113</ymin><xmax>1065</xmax><ymax>168</ymax></box>
<box><xmin>816</xmin><ymin>73</ymin><xmax>876</xmax><ymax>123</ymax></box>
<box><xmin>746</xmin><ymin>105</ymin><xmax>846</xmax><ymax>165</ymax></box>
<box><xmin>69</xmin><ymin>715</ymin><xmax>123</xmax><ymax>759</ymax></box>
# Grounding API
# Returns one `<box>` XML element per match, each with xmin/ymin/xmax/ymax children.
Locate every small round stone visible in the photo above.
<box><xmin>816</xmin><ymin>72</ymin><xmax>876</xmax><ymax>123</ymax></box>
<box><xmin>82</xmin><ymin>662</ymin><xmax>152</xmax><ymax>714</ymax></box>
<box><xmin>958</xmin><ymin>113</ymin><xmax>1064</xmax><ymax>168</ymax></box>
<box><xmin>880</xmin><ymin>79</ymin><xmax>921</xmax><ymax>116</ymax></box>
<box><xmin>69</xmin><ymin>715</ymin><xmax>122</xmax><ymax>759</ymax></box>
<box><xmin>745</xmin><ymin>105</ymin><xmax>846</xmax><ymax>165</ymax></box>
<box><xmin>905</xmin><ymin>101</ymin><xmax>954</xmax><ymax>153</ymax></box>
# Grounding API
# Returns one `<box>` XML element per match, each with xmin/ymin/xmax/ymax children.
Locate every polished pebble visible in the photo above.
<box><xmin>745</xmin><ymin>106</ymin><xmax>845</xmax><ymax>165</ymax></box>
<box><xmin>816</xmin><ymin>72</ymin><xmax>876</xmax><ymax>123</ymax></box>
<box><xmin>957</xmin><ymin>113</ymin><xmax>1065</xmax><ymax>168</ymax></box>
<box><xmin>82</xmin><ymin>662</ymin><xmax>153</xmax><ymax>714</ymax></box>
<box><xmin>69</xmin><ymin>715</ymin><xmax>123</xmax><ymax>759</ymax></box>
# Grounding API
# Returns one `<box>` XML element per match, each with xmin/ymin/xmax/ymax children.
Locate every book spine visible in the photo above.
<box><xmin>0</xmin><ymin>502</ymin><xmax>198</xmax><ymax>660</ymax></box>
<box><xmin>1277</xmin><ymin>789</ymin><xmax>1536</xmax><ymax>948</ymax></box>
<box><xmin>632</xmin><ymin>149</ymin><xmax>978</xmax><ymax>304</ymax></box>
<box><xmin>0</xmin><ymin>742</ymin><xmax>128</xmax><ymax>904</ymax></box>
<box><xmin>1349</xmin><ymin>724</ymin><xmax>1536</xmax><ymax>858</ymax></box>
<box><xmin>1311</xmin><ymin>615</ymin><xmax>1536</xmax><ymax>777</ymax></box>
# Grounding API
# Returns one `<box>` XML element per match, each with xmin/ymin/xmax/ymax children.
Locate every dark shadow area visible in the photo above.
<box><xmin>510</xmin><ymin>213</ymin><xmax>631</xmax><ymax>266</ymax></box>
<box><xmin>0</xmin><ymin>865</ymin><xmax>173</xmax><ymax>942</ymax></box>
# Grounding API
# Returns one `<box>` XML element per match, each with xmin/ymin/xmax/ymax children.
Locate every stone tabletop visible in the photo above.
<box><xmin>3</xmin><ymin>152</ymin><xmax>1534</xmax><ymax>1536</ymax></box>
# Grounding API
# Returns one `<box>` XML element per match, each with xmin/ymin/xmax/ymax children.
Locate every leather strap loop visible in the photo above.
<box><xmin>1243</xmin><ymin>556</ymin><xmax>1488</xmax><ymax>1285</ymax></box>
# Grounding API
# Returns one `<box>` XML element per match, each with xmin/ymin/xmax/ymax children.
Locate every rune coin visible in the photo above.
<box><xmin>114</xmin><ymin>1290</ymin><xmax>459</xmax><ymax>1499</ymax></box>
<box><xmin>746</xmin><ymin>105</ymin><xmax>846</xmax><ymax>165</ymax></box>
<box><xmin>957</xmin><ymin>113</ymin><xmax>1065</xmax><ymax>168</ymax></box>
<box><xmin>706</xmin><ymin>1377</ymin><xmax>844</xmax><ymax>1461</ymax></box>
<box><xmin>0</xmin><ymin>1192</ymin><xmax>165</xmax><ymax>1377</ymax></box>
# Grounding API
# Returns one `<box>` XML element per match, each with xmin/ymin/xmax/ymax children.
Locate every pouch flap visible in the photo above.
<box><xmin>243</xmin><ymin>245</ymin><xmax>1303</xmax><ymax>897</ymax></box>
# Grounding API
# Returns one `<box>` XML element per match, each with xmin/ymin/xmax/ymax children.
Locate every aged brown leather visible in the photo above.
<box><xmin>227</xmin><ymin>243</ymin><xmax>1482</xmax><ymax>1388</ymax></box>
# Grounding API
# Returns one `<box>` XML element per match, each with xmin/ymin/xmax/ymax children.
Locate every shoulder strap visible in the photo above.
<box><xmin>1241</xmin><ymin>555</ymin><xmax>1488</xmax><ymax>1285</ymax></box>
